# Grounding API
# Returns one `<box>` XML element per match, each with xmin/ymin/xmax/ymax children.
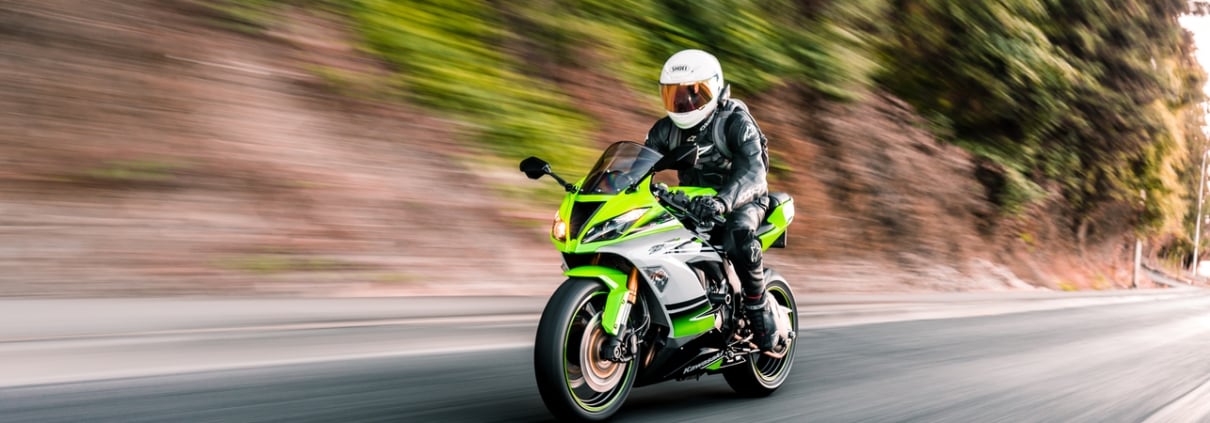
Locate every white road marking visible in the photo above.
<box><xmin>0</xmin><ymin>314</ymin><xmax>540</xmax><ymax>344</ymax></box>
<box><xmin>799</xmin><ymin>293</ymin><xmax>1188</xmax><ymax>329</ymax></box>
<box><xmin>0</xmin><ymin>292</ymin><xmax>1195</xmax><ymax>388</ymax></box>
<box><xmin>0</xmin><ymin>342</ymin><xmax>532</xmax><ymax>388</ymax></box>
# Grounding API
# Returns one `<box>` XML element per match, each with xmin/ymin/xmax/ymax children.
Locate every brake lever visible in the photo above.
<box><xmin>655</xmin><ymin>190</ymin><xmax>694</xmax><ymax>222</ymax></box>
<box><xmin>653</xmin><ymin>189</ymin><xmax>716</xmax><ymax>233</ymax></box>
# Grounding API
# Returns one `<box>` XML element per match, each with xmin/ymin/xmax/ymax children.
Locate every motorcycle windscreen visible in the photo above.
<box><xmin>579</xmin><ymin>141</ymin><xmax>662</xmax><ymax>195</ymax></box>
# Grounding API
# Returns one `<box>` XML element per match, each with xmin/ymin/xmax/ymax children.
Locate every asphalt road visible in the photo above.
<box><xmin>3</xmin><ymin>288</ymin><xmax>1210</xmax><ymax>422</ymax></box>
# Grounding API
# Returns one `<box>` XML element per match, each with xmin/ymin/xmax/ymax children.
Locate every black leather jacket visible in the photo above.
<box><xmin>644</xmin><ymin>98</ymin><xmax>769</xmax><ymax>213</ymax></box>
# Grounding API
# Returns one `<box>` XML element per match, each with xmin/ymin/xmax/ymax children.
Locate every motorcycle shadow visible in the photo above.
<box><xmin>619</xmin><ymin>380</ymin><xmax>771</xmax><ymax>418</ymax></box>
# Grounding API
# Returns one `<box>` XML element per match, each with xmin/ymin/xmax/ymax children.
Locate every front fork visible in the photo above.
<box><xmin>603</xmin><ymin>268</ymin><xmax>640</xmax><ymax>362</ymax></box>
<box><xmin>563</xmin><ymin>265</ymin><xmax>640</xmax><ymax>362</ymax></box>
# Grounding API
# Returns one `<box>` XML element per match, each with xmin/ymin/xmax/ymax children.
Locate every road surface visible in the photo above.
<box><xmin>2</xmin><ymin>287</ymin><xmax>1209</xmax><ymax>422</ymax></box>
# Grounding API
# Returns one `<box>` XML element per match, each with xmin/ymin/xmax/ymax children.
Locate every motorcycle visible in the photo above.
<box><xmin>522</xmin><ymin>141</ymin><xmax>798</xmax><ymax>421</ymax></box>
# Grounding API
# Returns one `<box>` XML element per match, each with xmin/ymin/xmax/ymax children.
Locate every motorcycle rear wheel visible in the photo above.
<box><xmin>534</xmin><ymin>278</ymin><xmax>637</xmax><ymax>421</ymax></box>
<box><xmin>724</xmin><ymin>274</ymin><xmax>797</xmax><ymax>397</ymax></box>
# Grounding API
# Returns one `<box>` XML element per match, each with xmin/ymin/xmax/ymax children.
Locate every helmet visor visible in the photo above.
<box><xmin>660</xmin><ymin>80</ymin><xmax>715</xmax><ymax>114</ymax></box>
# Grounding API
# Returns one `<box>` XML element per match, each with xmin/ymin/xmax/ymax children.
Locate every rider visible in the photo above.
<box><xmin>643</xmin><ymin>49</ymin><xmax>778</xmax><ymax>351</ymax></box>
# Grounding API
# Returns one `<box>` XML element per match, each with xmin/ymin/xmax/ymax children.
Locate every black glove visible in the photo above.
<box><xmin>670</xmin><ymin>189</ymin><xmax>691</xmax><ymax>208</ymax></box>
<box><xmin>689</xmin><ymin>196</ymin><xmax>726</xmax><ymax>223</ymax></box>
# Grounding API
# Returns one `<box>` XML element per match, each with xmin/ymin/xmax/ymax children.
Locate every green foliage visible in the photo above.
<box><xmin>306</xmin><ymin>64</ymin><xmax>387</xmax><ymax>100</ymax></box>
<box><xmin>375</xmin><ymin>272</ymin><xmax>420</xmax><ymax>283</ymax></box>
<box><xmin>1018</xmin><ymin>231</ymin><xmax>1035</xmax><ymax>246</ymax></box>
<box><xmin>215</xmin><ymin>254</ymin><xmax>364</xmax><ymax>274</ymax></box>
<box><xmin>1001</xmin><ymin>168</ymin><xmax>1048</xmax><ymax>215</ymax></box>
<box><xmin>348</xmin><ymin>0</ymin><xmax>594</xmax><ymax>169</ymax></box>
<box><xmin>199</xmin><ymin>0</ymin><xmax>341</xmax><ymax>32</ymax></box>
<box><xmin>878</xmin><ymin>0</ymin><xmax>1079</xmax><ymax>174</ymax></box>
<box><xmin>1038</xmin><ymin>0</ymin><xmax>1205</xmax><ymax>234</ymax></box>
<box><xmin>201</xmin><ymin>0</ymin><xmax>282</xmax><ymax>32</ymax></box>
<box><xmin>83</xmin><ymin>160</ymin><xmax>180</xmax><ymax>184</ymax></box>
<box><xmin>879</xmin><ymin>0</ymin><xmax>1206</xmax><ymax>234</ymax></box>
<box><xmin>513</xmin><ymin>0</ymin><xmax>883</xmax><ymax>101</ymax></box>
<box><xmin>217</xmin><ymin>0</ymin><xmax>1207</xmax><ymax>240</ymax></box>
<box><xmin>341</xmin><ymin>0</ymin><xmax>885</xmax><ymax>171</ymax></box>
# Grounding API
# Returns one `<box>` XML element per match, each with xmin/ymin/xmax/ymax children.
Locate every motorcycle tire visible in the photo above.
<box><xmin>534</xmin><ymin>278</ymin><xmax>638</xmax><ymax>421</ymax></box>
<box><xmin>723</xmin><ymin>273</ymin><xmax>797</xmax><ymax>397</ymax></box>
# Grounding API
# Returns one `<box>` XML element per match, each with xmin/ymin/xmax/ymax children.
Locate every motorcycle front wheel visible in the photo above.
<box><xmin>534</xmin><ymin>278</ymin><xmax>637</xmax><ymax>422</ymax></box>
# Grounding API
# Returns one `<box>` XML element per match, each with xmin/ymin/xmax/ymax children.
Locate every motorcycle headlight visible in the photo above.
<box><xmin>552</xmin><ymin>214</ymin><xmax>568</xmax><ymax>241</ymax></box>
<box><xmin>582</xmin><ymin>208</ymin><xmax>648</xmax><ymax>244</ymax></box>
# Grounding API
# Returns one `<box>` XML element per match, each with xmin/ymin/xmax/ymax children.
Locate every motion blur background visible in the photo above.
<box><xmin>3</xmin><ymin>0</ymin><xmax>1210</xmax><ymax>297</ymax></box>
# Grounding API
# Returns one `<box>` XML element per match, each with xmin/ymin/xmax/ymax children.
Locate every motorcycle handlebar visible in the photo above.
<box><xmin>652</xmin><ymin>184</ymin><xmax>726</xmax><ymax>230</ymax></box>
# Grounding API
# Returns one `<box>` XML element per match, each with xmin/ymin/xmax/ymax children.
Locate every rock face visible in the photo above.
<box><xmin>0</xmin><ymin>1</ymin><xmax>1139</xmax><ymax>296</ymax></box>
<box><xmin>1</xmin><ymin>0</ymin><xmax>559</xmax><ymax>296</ymax></box>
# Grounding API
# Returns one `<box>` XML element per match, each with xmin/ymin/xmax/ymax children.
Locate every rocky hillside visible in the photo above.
<box><xmin>0</xmin><ymin>0</ymin><xmax>1195</xmax><ymax>296</ymax></box>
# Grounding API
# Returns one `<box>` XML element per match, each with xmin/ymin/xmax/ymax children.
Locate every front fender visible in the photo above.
<box><xmin>565</xmin><ymin>265</ymin><xmax>630</xmax><ymax>336</ymax></box>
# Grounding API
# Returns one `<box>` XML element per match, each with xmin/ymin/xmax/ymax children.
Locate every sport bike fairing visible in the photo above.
<box><xmin>527</xmin><ymin>141</ymin><xmax>798</xmax><ymax>421</ymax></box>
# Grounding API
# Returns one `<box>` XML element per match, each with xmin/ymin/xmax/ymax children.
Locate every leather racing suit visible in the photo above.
<box><xmin>644</xmin><ymin>97</ymin><xmax>770</xmax><ymax>303</ymax></box>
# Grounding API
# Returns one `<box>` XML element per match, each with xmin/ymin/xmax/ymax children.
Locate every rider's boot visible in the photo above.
<box><xmin>744</xmin><ymin>294</ymin><xmax>778</xmax><ymax>352</ymax></box>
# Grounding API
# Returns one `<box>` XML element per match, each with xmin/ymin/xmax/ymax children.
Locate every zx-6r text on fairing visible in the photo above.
<box><xmin>522</xmin><ymin>141</ymin><xmax>798</xmax><ymax>421</ymax></box>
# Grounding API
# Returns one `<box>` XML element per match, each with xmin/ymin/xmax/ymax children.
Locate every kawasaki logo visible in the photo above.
<box><xmin>683</xmin><ymin>351</ymin><xmax>724</xmax><ymax>374</ymax></box>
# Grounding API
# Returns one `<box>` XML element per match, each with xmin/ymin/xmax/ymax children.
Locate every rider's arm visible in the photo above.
<box><xmin>715</xmin><ymin>114</ymin><xmax>768</xmax><ymax>213</ymax></box>
<box><xmin>644</xmin><ymin>118</ymin><xmax>672</xmax><ymax>154</ymax></box>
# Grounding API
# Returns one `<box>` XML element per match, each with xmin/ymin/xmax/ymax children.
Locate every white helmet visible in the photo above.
<box><xmin>659</xmin><ymin>49</ymin><xmax>725</xmax><ymax>129</ymax></box>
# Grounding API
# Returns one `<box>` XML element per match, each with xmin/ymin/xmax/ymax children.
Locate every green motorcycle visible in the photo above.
<box><xmin>522</xmin><ymin>141</ymin><xmax>798</xmax><ymax>421</ymax></box>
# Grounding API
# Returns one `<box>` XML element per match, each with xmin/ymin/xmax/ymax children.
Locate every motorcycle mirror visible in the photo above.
<box><xmin>654</xmin><ymin>144</ymin><xmax>699</xmax><ymax>172</ymax></box>
<box><xmin>520</xmin><ymin>156</ymin><xmax>551</xmax><ymax>180</ymax></box>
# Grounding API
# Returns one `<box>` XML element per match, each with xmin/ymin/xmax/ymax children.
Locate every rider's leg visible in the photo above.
<box><xmin>725</xmin><ymin>203</ymin><xmax>766</xmax><ymax>301</ymax></box>
<box><xmin>724</xmin><ymin>199</ymin><xmax>775</xmax><ymax>350</ymax></box>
